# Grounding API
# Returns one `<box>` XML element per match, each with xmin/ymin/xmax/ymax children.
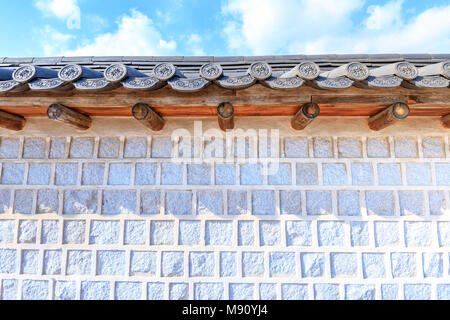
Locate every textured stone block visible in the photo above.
<box><xmin>81</xmin><ymin>281</ymin><xmax>110</xmax><ymax>300</ymax></box>
<box><xmin>162</xmin><ymin>251</ymin><xmax>184</xmax><ymax>277</ymax></box>
<box><xmin>165</xmin><ymin>191</ymin><xmax>192</xmax><ymax>215</ymax></box>
<box><xmin>124</xmin><ymin>220</ymin><xmax>146</xmax><ymax>245</ymax></box>
<box><xmin>280</xmin><ymin>190</ymin><xmax>301</xmax><ymax>215</ymax></box>
<box><xmin>169</xmin><ymin>283</ymin><xmax>188</xmax><ymax>300</ymax></box>
<box><xmin>49</xmin><ymin>138</ymin><xmax>66</xmax><ymax>159</ymax></box>
<box><xmin>437</xmin><ymin>284</ymin><xmax>450</xmax><ymax>300</ymax></box>
<box><xmin>352</xmin><ymin>163</ymin><xmax>373</xmax><ymax>185</ymax></box>
<box><xmin>108</xmin><ymin>163</ymin><xmax>131</xmax><ymax>185</ymax></box>
<box><xmin>63</xmin><ymin>220</ymin><xmax>85</xmax><ymax>244</ymax></box>
<box><xmin>188</xmin><ymin>164</ymin><xmax>210</xmax><ymax>185</ymax></box>
<box><xmin>422</xmin><ymin>137</ymin><xmax>444</xmax><ymax>157</ymax></box>
<box><xmin>115</xmin><ymin>282</ymin><xmax>142</xmax><ymax>300</ymax></box>
<box><xmin>1</xmin><ymin>279</ymin><xmax>17</xmax><ymax>299</ymax></box>
<box><xmin>55</xmin><ymin>163</ymin><xmax>78</xmax><ymax>185</ymax></box>
<box><xmin>338</xmin><ymin>191</ymin><xmax>360</xmax><ymax>216</ymax></box>
<box><xmin>394</xmin><ymin>137</ymin><xmax>417</xmax><ymax>157</ymax></box>
<box><xmin>21</xmin><ymin>249</ymin><xmax>39</xmax><ymax>274</ymax></box>
<box><xmin>365</xmin><ymin>191</ymin><xmax>394</xmax><ymax>216</ymax></box>
<box><xmin>404</xmin><ymin>284</ymin><xmax>431</xmax><ymax>300</ymax></box>
<box><xmin>391</xmin><ymin>252</ymin><xmax>416</xmax><ymax>277</ymax></box>
<box><xmin>252</xmin><ymin>190</ymin><xmax>274</xmax><ymax>215</ymax></box>
<box><xmin>422</xmin><ymin>253</ymin><xmax>442</xmax><ymax>277</ymax></box>
<box><xmin>190</xmin><ymin>251</ymin><xmax>215</xmax><ymax>277</ymax></box>
<box><xmin>436</xmin><ymin>163</ymin><xmax>450</xmax><ymax>185</ymax></box>
<box><xmin>375</xmin><ymin>221</ymin><xmax>399</xmax><ymax>246</ymax></box>
<box><xmin>260</xmin><ymin>221</ymin><xmax>280</xmax><ymax>246</ymax></box>
<box><xmin>242</xmin><ymin>252</ymin><xmax>264</xmax><ymax>276</ymax></box>
<box><xmin>141</xmin><ymin>190</ymin><xmax>160</xmax><ymax>215</ymax></box>
<box><xmin>260</xmin><ymin>283</ymin><xmax>276</xmax><ymax>300</ymax></box>
<box><xmin>0</xmin><ymin>220</ymin><xmax>14</xmax><ymax>243</ymax></box>
<box><xmin>89</xmin><ymin>220</ymin><xmax>120</xmax><ymax>244</ymax></box>
<box><xmin>98</xmin><ymin>137</ymin><xmax>120</xmax><ymax>158</ymax></box>
<box><xmin>338</xmin><ymin>138</ymin><xmax>362</xmax><ymax>158</ymax></box>
<box><xmin>124</xmin><ymin>137</ymin><xmax>147</xmax><ymax>158</ymax></box>
<box><xmin>14</xmin><ymin>189</ymin><xmax>33</xmax><ymax>214</ymax></box>
<box><xmin>37</xmin><ymin>189</ymin><xmax>58</xmax><ymax>213</ymax></box>
<box><xmin>323</xmin><ymin>163</ymin><xmax>347</xmax><ymax>185</ymax></box>
<box><xmin>286</xmin><ymin>221</ymin><xmax>311</xmax><ymax>246</ymax></box>
<box><xmin>66</xmin><ymin>250</ymin><xmax>91</xmax><ymax>275</ymax></box>
<box><xmin>41</xmin><ymin>220</ymin><xmax>59</xmax><ymax>244</ymax></box>
<box><xmin>197</xmin><ymin>190</ymin><xmax>223</xmax><ymax>215</ymax></box>
<box><xmin>82</xmin><ymin>163</ymin><xmax>104</xmax><ymax>185</ymax></box>
<box><xmin>2</xmin><ymin>163</ymin><xmax>24</xmax><ymax>184</ymax></box>
<box><xmin>64</xmin><ymin>190</ymin><xmax>97</xmax><ymax>214</ymax></box>
<box><xmin>55</xmin><ymin>281</ymin><xmax>76</xmax><ymax>300</ymax></box>
<box><xmin>234</xmin><ymin>137</ymin><xmax>256</xmax><ymax>158</ymax></box>
<box><xmin>399</xmin><ymin>191</ymin><xmax>424</xmax><ymax>215</ymax></box>
<box><xmin>345</xmin><ymin>285</ymin><xmax>375</xmax><ymax>300</ymax></box>
<box><xmin>102</xmin><ymin>190</ymin><xmax>136</xmax><ymax>214</ymax></box>
<box><xmin>161</xmin><ymin>163</ymin><xmax>183</xmax><ymax>185</ymax></box>
<box><xmin>69</xmin><ymin>137</ymin><xmax>94</xmax><ymax>158</ymax></box>
<box><xmin>238</xmin><ymin>221</ymin><xmax>254</xmax><ymax>246</ymax></box>
<box><xmin>405</xmin><ymin>222</ymin><xmax>432</xmax><ymax>247</ymax></box>
<box><xmin>22</xmin><ymin>280</ymin><xmax>48</xmax><ymax>300</ymax></box>
<box><xmin>194</xmin><ymin>283</ymin><xmax>224</xmax><ymax>300</ymax></box>
<box><xmin>318</xmin><ymin>221</ymin><xmax>345</xmax><ymax>246</ymax></box>
<box><xmin>362</xmin><ymin>253</ymin><xmax>385</xmax><ymax>278</ymax></box>
<box><xmin>0</xmin><ymin>189</ymin><xmax>11</xmax><ymax>213</ymax></box>
<box><xmin>377</xmin><ymin>163</ymin><xmax>401</xmax><ymax>185</ymax></box>
<box><xmin>296</xmin><ymin>163</ymin><xmax>318</xmax><ymax>185</ymax></box>
<box><xmin>228</xmin><ymin>190</ymin><xmax>247</xmax><ymax>215</ymax></box>
<box><xmin>23</xmin><ymin>138</ymin><xmax>45</xmax><ymax>158</ymax></box>
<box><xmin>284</xmin><ymin>137</ymin><xmax>308</xmax><ymax>157</ymax></box>
<box><xmin>135</xmin><ymin>163</ymin><xmax>156</xmax><ymax>185</ymax></box>
<box><xmin>18</xmin><ymin>220</ymin><xmax>37</xmax><ymax>243</ymax></box>
<box><xmin>220</xmin><ymin>252</ymin><xmax>236</xmax><ymax>277</ymax></box>
<box><xmin>229</xmin><ymin>283</ymin><xmax>254</xmax><ymax>300</ymax></box>
<box><xmin>331</xmin><ymin>253</ymin><xmax>357</xmax><ymax>277</ymax></box>
<box><xmin>206</xmin><ymin>221</ymin><xmax>232</xmax><ymax>245</ymax></box>
<box><xmin>151</xmin><ymin>137</ymin><xmax>172</xmax><ymax>158</ymax></box>
<box><xmin>179</xmin><ymin>220</ymin><xmax>200</xmax><ymax>245</ymax></box>
<box><xmin>281</xmin><ymin>284</ymin><xmax>308</xmax><ymax>300</ymax></box>
<box><xmin>43</xmin><ymin>250</ymin><xmax>62</xmax><ymax>275</ymax></box>
<box><xmin>97</xmin><ymin>250</ymin><xmax>125</xmax><ymax>275</ymax></box>
<box><xmin>0</xmin><ymin>138</ymin><xmax>20</xmax><ymax>158</ymax></box>
<box><xmin>28</xmin><ymin>163</ymin><xmax>51</xmax><ymax>185</ymax></box>
<box><xmin>151</xmin><ymin>220</ymin><xmax>174</xmax><ymax>245</ymax></box>
<box><xmin>215</xmin><ymin>164</ymin><xmax>234</xmax><ymax>185</ymax></box>
<box><xmin>406</xmin><ymin>163</ymin><xmax>431</xmax><ymax>185</ymax></box>
<box><xmin>381</xmin><ymin>284</ymin><xmax>398</xmax><ymax>300</ymax></box>
<box><xmin>429</xmin><ymin>191</ymin><xmax>446</xmax><ymax>215</ymax></box>
<box><xmin>130</xmin><ymin>251</ymin><xmax>156</xmax><ymax>275</ymax></box>
<box><xmin>350</xmin><ymin>222</ymin><xmax>368</xmax><ymax>246</ymax></box>
<box><xmin>240</xmin><ymin>164</ymin><xmax>262</xmax><ymax>185</ymax></box>
<box><xmin>314</xmin><ymin>283</ymin><xmax>339</xmax><ymax>300</ymax></box>
<box><xmin>147</xmin><ymin>283</ymin><xmax>164</xmax><ymax>300</ymax></box>
<box><xmin>313</xmin><ymin>137</ymin><xmax>333</xmax><ymax>158</ymax></box>
<box><xmin>0</xmin><ymin>249</ymin><xmax>16</xmax><ymax>274</ymax></box>
<box><xmin>268</xmin><ymin>163</ymin><xmax>291</xmax><ymax>185</ymax></box>
<box><xmin>306</xmin><ymin>191</ymin><xmax>332</xmax><ymax>215</ymax></box>
<box><xmin>270</xmin><ymin>252</ymin><xmax>295</xmax><ymax>276</ymax></box>
<box><xmin>437</xmin><ymin>222</ymin><xmax>450</xmax><ymax>246</ymax></box>
<box><xmin>301</xmin><ymin>253</ymin><xmax>325</xmax><ymax>277</ymax></box>
<box><xmin>204</xmin><ymin>137</ymin><xmax>224</xmax><ymax>159</ymax></box>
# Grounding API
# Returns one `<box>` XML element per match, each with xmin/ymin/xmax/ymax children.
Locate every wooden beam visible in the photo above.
<box><xmin>217</xmin><ymin>102</ymin><xmax>234</xmax><ymax>131</ymax></box>
<box><xmin>47</xmin><ymin>103</ymin><xmax>92</xmax><ymax>130</ymax></box>
<box><xmin>368</xmin><ymin>102</ymin><xmax>410</xmax><ymax>131</ymax></box>
<box><xmin>291</xmin><ymin>102</ymin><xmax>320</xmax><ymax>130</ymax></box>
<box><xmin>441</xmin><ymin>114</ymin><xmax>450</xmax><ymax>129</ymax></box>
<box><xmin>0</xmin><ymin>110</ymin><xmax>26</xmax><ymax>131</ymax></box>
<box><xmin>132</xmin><ymin>103</ymin><xmax>165</xmax><ymax>131</ymax></box>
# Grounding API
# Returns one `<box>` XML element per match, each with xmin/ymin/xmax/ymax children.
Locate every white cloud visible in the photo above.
<box><xmin>63</xmin><ymin>9</ymin><xmax>177</xmax><ymax>56</ymax></box>
<box><xmin>35</xmin><ymin>0</ymin><xmax>81</xmax><ymax>29</ymax></box>
<box><xmin>186</xmin><ymin>34</ymin><xmax>206</xmax><ymax>55</ymax></box>
<box><xmin>221</xmin><ymin>0</ymin><xmax>450</xmax><ymax>54</ymax></box>
<box><xmin>35</xmin><ymin>25</ymin><xmax>74</xmax><ymax>56</ymax></box>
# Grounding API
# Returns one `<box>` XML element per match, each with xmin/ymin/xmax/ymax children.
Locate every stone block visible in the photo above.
<box><xmin>55</xmin><ymin>163</ymin><xmax>78</xmax><ymax>185</ymax></box>
<box><xmin>314</xmin><ymin>283</ymin><xmax>339</xmax><ymax>300</ymax></box>
<box><xmin>82</xmin><ymin>163</ymin><xmax>104</xmax><ymax>185</ymax></box>
<box><xmin>115</xmin><ymin>282</ymin><xmax>142</xmax><ymax>300</ymax></box>
<box><xmin>362</xmin><ymin>253</ymin><xmax>385</xmax><ymax>278</ymax></box>
<box><xmin>169</xmin><ymin>283</ymin><xmax>188</xmax><ymax>300</ymax></box>
<box><xmin>179</xmin><ymin>220</ymin><xmax>200</xmax><ymax>245</ymax></box>
<box><xmin>437</xmin><ymin>222</ymin><xmax>450</xmax><ymax>246</ymax></box>
<box><xmin>404</xmin><ymin>284</ymin><xmax>431</xmax><ymax>300</ymax></box>
<box><xmin>23</xmin><ymin>138</ymin><xmax>45</xmax><ymax>159</ymax></box>
<box><xmin>331</xmin><ymin>253</ymin><xmax>357</xmax><ymax>277</ymax></box>
<box><xmin>124</xmin><ymin>220</ymin><xmax>146</xmax><ymax>245</ymax></box>
<box><xmin>2</xmin><ymin>163</ymin><xmax>24</xmax><ymax>184</ymax></box>
<box><xmin>269</xmin><ymin>252</ymin><xmax>295</xmax><ymax>276</ymax></box>
<box><xmin>422</xmin><ymin>137</ymin><xmax>444</xmax><ymax>157</ymax></box>
<box><xmin>54</xmin><ymin>281</ymin><xmax>76</xmax><ymax>300</ymax></box>
<box><xmin>281</xmin><ymin>284</ymin><xmax>308</xmax><ymax>300</ymax></box>
<box><xmin>377</xmin><ymin>163</ymin><xmax>401</xmax><ymax>185</ymax></box>
<box><xmin>399</xmin><ymin>191</ymin><xmax>424</xmax><ymax>215</ymax></box>
<box><xmin>41</xmin><ymin>220</ymin><xmax>59</xmax><ymax>244</ymax></box>
<box><xmin>69</xmin><ymin>137</ymin><xmax>94</xmax><ymax>159</ymax></box>
<box><xmin>323</xmin><ymin>163</ymin><xmax>347</xmax><ymax>185</ymax></box>
<box><xmin>338</xmin><ymin>190</ymin><xmax>361</xmax><ymax>216</ymax></box>
<box><xmin>141</xmin><ymin>190</ymin><xmax>160</xmax><ymax>215</ymax></box>
<box><xmin>259</xmin><ymin>221</ymin><xmax>280</xmax><ymax>246</ymax></box>
<box><xmin>130</xmin><ymin>251</ymin><xmax>156</xmax><ymax>275</ymax></box>
<box><xmin>147</xmin><ymin>283</ymin><xmax>164</xmax><ymax>300</ymax></box>
<box><xmin>429</xmin><ymin>191</ymin><xmax>446</xmax><ymax>215</ymax></box>
<box><xmin>37</xmin><ymin>189</ymin><xmax>58</xmax><ymax>213</ymax></box>
<box><xmin>318</xmin><ymin>221</ymin><xmax>345</xmax><ymax>246</ymax></box>
<box><xmin>190</xmin><ymin>251</ymin><xmax>215</xmax><ymax>277</ymax></box>
<box><xmin>43</xmin><ymin>250</ymin><xmax>61</xmax><ymax>275</ymax></box>
<box><xmin>21</xmin><ymin>249</ymin><xmax>39</xmax><ymax>274</ymax></box>
<box><xmin>338</xmin><ymin>137</ymin><xmax>362</xmax><ymax>158</ymax></box>
<box><xmin>97</xmin><ymin>250</ymin><xmax>125</xmax><ymax>275</ymax></box>
<box><xmin>286</xmin><ymin>221</ymin><xmax>311</xmax><ymax>246</ymax></box>
<box><xmin>351</xmin><ymin>222</ymin><xmax>368</xmax><ymax>246</ymax></box>
<box><xmin>422</xmin><ymin>253</ymin><xmax>442</xmax><ymax>277</ymax></box>
<box><xmin>394</xmin><ymin>137</ymin><xmax>417</xmax><ymax>157</ymax></box>
<box><xmin>89</xmin><ymin>220</ymin><xmax>120</xmax><ymax>244</ymax></box>
<box><xmin>102</xmin><ymin>190</ymin><xmax>136</xmax><ymax>214</ymax></box>
<box><xmin>306</xmin><ymin>191</ymin><xmax>332</xmax><ymax>215</ymax></box>
<box><xmin>206</xmin><ymin>221</ymin><xmax>232</xmax><ymax>245</ymax></box>
<box><xmin>18</xmin><ymin>220</ymin><xmax>37</xmax><ymax>243</ymax></box>
<box><xmin>260</xmin><ymin>283</ymin><xmax>277</xmax><ymax>300</ymax></box>
<box><xmin>391</xmin><ymin>252</ymin><xmax>416</xmax><ymax>278</ymax></box>
<box><xmin>242</xmin><ymin>251</ymin><xmax>264</xmax><ymax>276</ymax></box>
<box><xmin>238</xmin><ymin>221</ymin><xmax>254</xmax><ymax>246</ymax></box>
<box><xmin>215</xmin><ymin>164</ymin><xmax>234</xmax><ymax>185</ymax></box>
<box><xmin>64</xmin><ymin>190</ymin><xmax>97</xmax><ymax>214</ymax></box>
<box><xmin>437</xmin><ymin>284</ymin><xmax>450</xmax><ymax>300</ymax></box>
<box><xmin>0</xmin><ymin>189</ymin><xmax>11</xmax><ymax>213</ymax></box>
<box><xmin>268</xmin><ymin>163</ymin><xmax>291</xmax><ymax>185</ymax></box>
<box><xmin>280</xmin><ymin>190</ymin><xmax>301</xmax><ymax>215</ymax></box>
<box><xmin>351</xmin><ymin>163</ymin><xmax>373</xmax><ymax>185</ymax></box>
<box><xmin>405</xmin><ymin>222</ymin><xmax>432</xmax><ymax>247</ymax></box>
<box><xmin>0</xmin><ymin>220</ymin><xmax>14</xmax><ymax>243</ymax></box>
<box><xmin>229</xmin><ymin>283</ymin><xmax>254</xmax><ymax>300</ymax></box>
<box><xmin>313</xmin><ymin>137</ymin><xmax>333</xmax><ymax>158</ymax></box>
<box><xmin>240</xmin><ymin>164</ymin><xmax>262</xmax><ymax>185</ymax></box>
<box><xmin>28</xmin><ymin>163</ymin><xmax>51</xmax><ymax>185</ymax></box>
<box><xmin>228</xmin><ymin>190</ymin><xmax>247</xmax><ymax>215</ymax></box>
<box><xmin>197</xmin><ymin>190</ymin><xmax>223</xmax><ymax>215</ymax></box>
<box><xmin>296</xmin><ymin>163</ymin><xmax>318</xmax><ymax>185</ymax></box>
<box><xmin>151</xmin><ymin>220</ymin><xmax>174</xmax><ymax>245</ymax></box>
<box><xmin>81</xmin><ymin>281</ymin><xmax>110</xmax><ymax>300</ymax></box>
<box><xmin>63</xmin><ymin>220</ymin><xmax>85</xmax><ymax>244</ymax></box>
<box><xmin>108</xmin><ymin>163</ymin><xmax>131</xmax><ymax>185</ymax></box>
<box><xmin>66</xmin><ymin>250</ymin><xmax>91</xmax><ymax>275</ymax></box>
<box><xmin>252</xmin><ymin>190</ymin><xmax>274</xmax><ymax>215</ymax></box>
<box><xmin>0</xmin><ymin>249</ymin><xmax>16</xmax><ymax>274</ymax></box>
<box><xmin>151</xmin><ymin>137</ymin><xmax>172</xmax><ymax>158</ymax></box>
<box><xmin>194</xmin><ymin>283</ymin><xmax>224</xmax><ymax>300</ymax></box>
<box><xmin>49</xmin><ymin>138</ymin><xmax>65</xmax><ymax>159</ymax></box>
<box><xmin>135</xmin><ymin>163</ymin><xmax>156</xmax><ymax>185</ymax></box>
<box><xmin>162</xmin><ymin>251</ymin><xmax>184</xmax><ymax>277</ymax></box>
<box><xmin>187</xmin><ymin>164</ymin><xmax>210</xmax><ymax>185</ymax></box>
<box><xmin>161</xmin><ymin>163</ymin><xmax>183</xmax><ymax>185</ymax></box>
<box><xmin>220</xmin><ymin>252</ymin><xmax>236</xmax><ymax>277</ymax></box>
<box><xmin>365</xmin><ymin>191</ymin><xmax>394</xmax><ymax>216</ymax></box>
<box><xmin>124</xmin><ymin>137</ymin><xmax>147</xmax><ymax>158</ymax></box>
<box><xmin>165</xmin><ymin>191</ymin><xmax>192</xmax><ymax>215</ymax></box>
<box><xmin>436</xmin><ymin>163</ymin><xmax>450</xmax><ymax>185</ymax></box>
<box><xmin>98</xmin><ymin>137</ymin><xmax>120</xmax><ymax>158</ymax></box>
<box><xmin>345</xmin><ymin>285</ymin><xmax>375</xmax><ymax>300</ymax></box>
<box><xmin>0</xmin><ymin>138</ymin><xmax>20</xmax><ymax>158</ymax></box>
<box><xmin>284</xmin><ymin>137</ymin><xmax>308</xmax><ymax>157</ymax></box>
<box><xmin>14</xmin><ymin>189</ymin><xmax>33</xmax><ymax>214</ymax></box>
<box><xmin>406</xmin><ymin>163</ymin><xmax>431</xmax><ymax>185</ymax></box>
<box><xmin>381</xmin><ymin>284</ymin><xmax>398</xmax><ymax>300</ymax></box>
<box><xmin>374</xmin><ymin>221</ymin><xmax>399</xmax><ymax>246</ymax></box>
<box><xmin>367</xmin><ymin>138</ymin><xmax>390</xmax><ymax>158</ymax></box>
<box><xmin>22</xmin><ymin>280</ymin><xmax>48</xmax><ymax>300</ymax></box>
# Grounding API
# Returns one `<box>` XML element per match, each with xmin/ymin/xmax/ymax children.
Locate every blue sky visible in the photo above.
<box><xmin>0</xmin><ymin>0</ymin><xmax>449</xmax><ymax>57</ymax></box>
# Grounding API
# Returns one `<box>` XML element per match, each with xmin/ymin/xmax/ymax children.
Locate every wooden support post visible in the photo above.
<box><xmin>441</xmin><ymin>114</ymin><xmax>450</xmax><ymax>129</ymax></box>
<box><xmin>0</xmin><ymin>110</ymin><xmax>26</xmax><ymax>131</ymax></box>
<box><xmin>290</xmin><ymin>102</ymin><xmax>320</xmax><ymax>130</ymax></box>
<box><xmin>47</xmin><ymin>103</ymin><xmax>92</xmax><ymax>130</ymax></box>
<box><xmin>217</xmin><ymin>102</ymin><xmax>234</xmax><ymax>131</ymax></box>
<box><xmin>132</xmin><ymin>103</ymin><xmax>165</xmax><ymax>131</ymax></box>
<box><xmin>368</xmin><ymin>102</ymin><xmax>409</xmax><ymax>131</ymax></box>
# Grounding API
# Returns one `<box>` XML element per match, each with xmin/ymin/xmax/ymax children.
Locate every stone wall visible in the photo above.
<box><xmin>0</xmin><ymin>117</ymin><xmax>449</xmax><ymax>300</ymax></box>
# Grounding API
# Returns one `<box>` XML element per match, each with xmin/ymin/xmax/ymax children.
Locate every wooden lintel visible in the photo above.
<box><xmin>132</xmin><ymin>103</ymin><xmax>165</xmax><ymax>131</ymax></box>
<box><xmin>0</xmin><ymin>110</ymin><xmax>26</xmax><ymax>131</ymax></box>
<box><xmin>217</xmin><ymin>102</ymin><xmax>234</xmax><ymax>131</ymax></box>
<box><xmin>47</xmin><ymin>103</ymin><xmax>92</xmax><ymax>130</ymax></box>
<box><xmin>368</xmin><ymin>102</ymin><xmax>410</xmax><ymax>131</ymax></box>
<box><xmin>441</xmin><ymin>114</ymin><xmax>450</xmax><ymax>129</ymax></box>
<box><xmin>291</xmin><ymin>103</ymin><xmax>320</xmax><ymax>130</ymax></box>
